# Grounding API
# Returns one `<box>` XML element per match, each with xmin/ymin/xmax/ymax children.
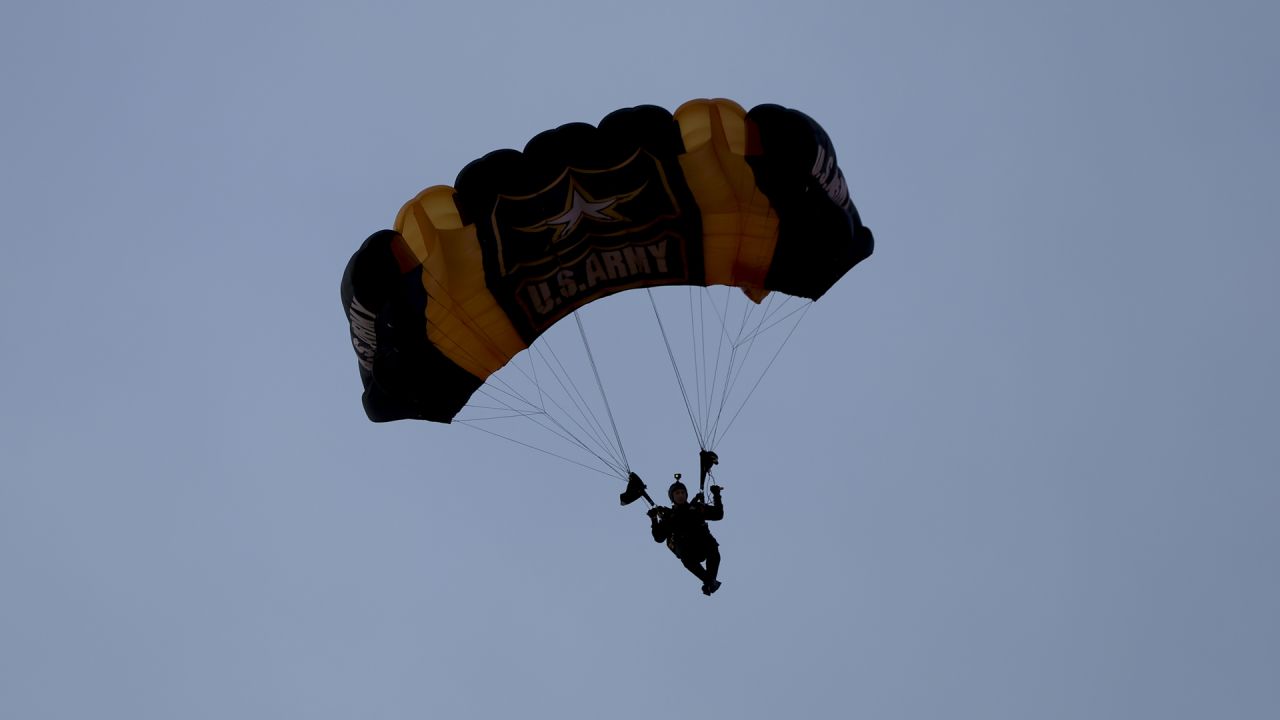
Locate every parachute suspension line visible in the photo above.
<box><xmin>472</xmin><ymin>364</ymin><xmax>626</xmax><ymax>479</ymax></box>
<box><xmin>527</xmin><ymin>343</ymin><xmax>612</xmax><ymax>457</ymax></box>
<box><xmin>735</xmin><ymin>297</ymin><xmax>810</xmax><ymax>345</ymax></box>
<box><xmin>455</xmin><ymin>420</ymin><xmax>620</xmax><ymax>479</ymax></box>
<box><xmin>692</xmin><ymin>286</ymin><xmax>718</xmax><ymax>445</ymax></box>
<box><xmin>458</xmin><ymin>377</ymin><xmax>617</xmax><ymax>475</ymax></box>
<box><xmin>724</xmin><ymin>293</ymin><xmax>776</xmax><ymax>397</ymax></box>
<box><xmin>415</xmin><ymin>275</ymin><xmax>627</xmax><ymax>478</ymax></box>
<box><xmin>414</xmin><ymin>309</ymin><xmax>545</xmax><ymax>422</ymax></box>
<box><xmin>709</xmin><ymin>290</ymin><xmax>754</xmax><ymax>402</ymax></box>
<box><xmin>415</xmin><ymin>274</ymin><xmax>564</xmax><ymax>423</ymax></box>
<box><xmin>702</xmin><ymin>286</ymin><xmax>733</xmax><ymax>445</ymax></box>
<box><xmin>469</xmin><ymin>386</ymin><xmax>626</xmax><ymax>477</ymax></box>
<box><xmin>526</xmin><ymin>339</ymin><xmax>544</xmax><ymax>411</ymax></box>
<box><xmin>492</xmin><ymin>335</ymin><xmax>626</xmax><ymax>477</ymax></box>
<box><xmin>415</xmin><ymin>314</ymin><xmax>542</xmax><ymax>418</ymax></box>
<box><xmin>700</xmin><ymin>288</ymin><xmax>716</xmax><ymax>443</ymax></box>
<box><xmin>648</xmin><ymin>289</ymin><xmax>706</xmax><ymax>449</ymax></box>
<box><xmin>701</xmin><ymin>292</ymin><xmax>758</xmax><ymax>444</ymax></box>
<box><xmin>532</xmin><ymin>341</ymin><xmax>624</xmax><ymax>470</ymax></box>
<box><xmin>713</xmin><ymin>301</ymin><xmax>813</xmax><ymax>447</ymax></box>
<box><xmin>530</xmin><ymin>341</ymin><xmax>629</xmax><ymax>475</ymax></box>
<box><xmin>688</xmin><ymin>287</ymin><xmax>705</xmax><ymax>444</ymax></box>
<box><xmin>462</xmin><ymin>336</ymin><xmax>625</xmax><ymax>478</ymax></box>
<box><xmin>573</xmin><ymin>311</ymin><xmax>631</xmax><ymax>472</ymax></box>
<box><xmin>709</xmin><ymin>292</ymin><xmax>779</xmax><ymax>443</ymax></box>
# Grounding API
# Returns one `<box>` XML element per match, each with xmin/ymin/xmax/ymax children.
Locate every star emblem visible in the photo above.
<box><xmin>520</xmin><ymin>177</ymin><xmax>644</xmax><ymax>244</ymax></box>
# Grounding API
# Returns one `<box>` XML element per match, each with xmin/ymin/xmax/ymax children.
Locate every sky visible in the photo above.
<box><xmin>2</xmin><ymin>1</ymin><xmax>1278</xmax><ymax>718</ymax></box>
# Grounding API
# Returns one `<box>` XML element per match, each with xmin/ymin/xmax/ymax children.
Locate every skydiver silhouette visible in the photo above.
<box><xmin>646</xmin><ymin>450</ymin><xmax>724</xmax><ymax>595</ymax></box>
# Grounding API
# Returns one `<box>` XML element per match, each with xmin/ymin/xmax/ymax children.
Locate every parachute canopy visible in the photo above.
<box><xmin>342</xmin><ymin>98</ymin><xmax>873</xmax><ymax>424</ymax></box>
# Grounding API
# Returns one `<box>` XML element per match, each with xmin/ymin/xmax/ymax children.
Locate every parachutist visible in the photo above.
<box><xmin>649</xmin><ymin>453</ymin><xmax>725</xmax><ymax>595</ymax></box>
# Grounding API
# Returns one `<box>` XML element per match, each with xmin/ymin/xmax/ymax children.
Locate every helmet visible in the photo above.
<box><xmin>668</xmin><ymin>480</ymin><xmax>688</xmax><ymax>502</ymax></box>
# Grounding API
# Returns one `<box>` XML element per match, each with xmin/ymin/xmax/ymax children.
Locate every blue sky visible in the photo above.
<box><xmin>2</xmin><ymin>2</ymin><xmax>1278</xmax><ymax>718</ymax></box>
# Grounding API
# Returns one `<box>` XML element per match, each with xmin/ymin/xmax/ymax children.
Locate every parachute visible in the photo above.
<box><xmin>341</xmin><ymin>98</ymin><xmax>873</xmax><ymax>479</ymax></box>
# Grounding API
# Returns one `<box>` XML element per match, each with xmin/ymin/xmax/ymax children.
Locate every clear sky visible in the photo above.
<box><xmin>3</xmin><ymin>1</ymin><xmax>1278</xmax><ymax>718</ymax></box>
